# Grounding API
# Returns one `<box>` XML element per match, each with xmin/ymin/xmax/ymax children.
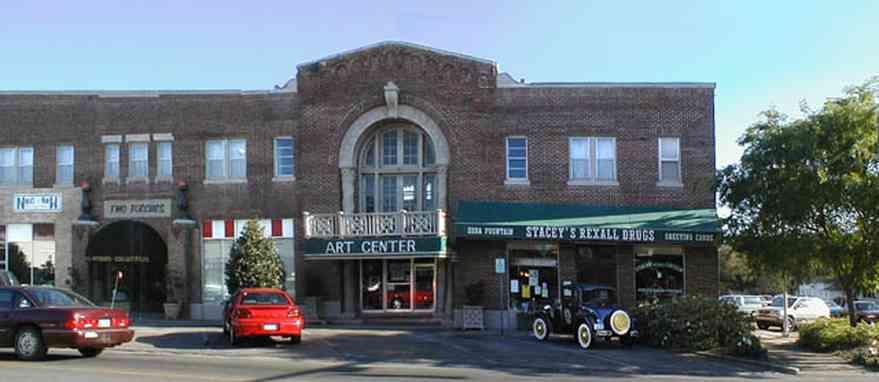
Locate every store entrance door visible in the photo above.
<box><xmin>85</xmin><ymin>221</ymin><xmax>167</xmax><ymax>315</ymax></box>
<box><xmin>360</xmin><ymin>258</ymin><xmax>436</xmax><ymax>313</ymax></box>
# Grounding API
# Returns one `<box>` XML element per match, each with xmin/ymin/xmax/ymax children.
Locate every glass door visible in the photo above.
<box><xmin>414</xmin><ymin>263</ymin><xmax>435</xmax><ymax>310</ymax></box>
<box><xmin>386</xmin><ymin>259</ymin><xmax>411</xmax><ymax>310</ymax></box>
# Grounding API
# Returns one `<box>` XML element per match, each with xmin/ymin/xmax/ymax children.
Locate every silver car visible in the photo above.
<box><xmin>720</xmin><ymin>295</ymin><xmax>764</xmax><ymax>316</ymax></box>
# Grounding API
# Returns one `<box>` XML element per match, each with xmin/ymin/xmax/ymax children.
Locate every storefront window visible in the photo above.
<box><xmin>4</xmin><ymin>224</ymin><xmax>55</xmax><ymax>286</ymax></box>
<box><xmin>360</xmin><ymin>258</ymin><xmax>436</xmax><ymax>312</ymax></box>
<box><xmin>635</xmin><ymin>248</ymin><xmax>685</xmax><ymax>302</ymax></box>
<box><xmin>202</xmin><ymin>234</ymin><xmax>295</xmax><ymax>304</ymax></box>
<box><xmin>508</xmin><ymin>247</ymin><xmax>558</xmax><ymax>313</ymax></box>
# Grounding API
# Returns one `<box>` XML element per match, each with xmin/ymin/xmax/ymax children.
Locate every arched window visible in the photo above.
<box><xmin>358</xmin><ymin>123</ymin><xmax>437</xmax><ymax>213</ymax></box>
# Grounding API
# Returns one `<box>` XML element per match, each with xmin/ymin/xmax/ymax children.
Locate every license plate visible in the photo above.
<box><xmin>84</xmin><ymin>331</ymin><xmax>99</xmax><ymax>339</ymax></box>
<box><xmin>263</xmin><ymin>324</ymin><xmax>279</xmax><ymax>331</ymax></box>
<box><xmin>98</xmin><ymin>319</ymin><xmax>111</xmax><ymax>328</ymax></box>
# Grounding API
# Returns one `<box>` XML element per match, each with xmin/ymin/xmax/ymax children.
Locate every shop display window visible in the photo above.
<box><xmin>3</xmin><ymin>224</ymin><xmax>55</xmax><ymax>286</ymax></box>
<box><xmin>636</xmin><ymin>250</ymin><xmax>685</xmax><ymax>302</ymax></box>
<box><xmin>360</xmin><ymin>258</ymin><xmax>436</xmax><ymax>312</ymax></box>
<box><xmin>202</xmin><ymin>237</ymin><xmax>295</xmax><ymax>304</ymax></box>
<box><xmin>508</xmin><ymin>248</ymin><xmax>558</xmax><ymax>313</ymax></box>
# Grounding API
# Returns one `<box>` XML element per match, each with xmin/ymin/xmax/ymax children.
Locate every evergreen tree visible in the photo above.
<box><xmin>224</xmin><ymin>219</ymin><xmax>285</xmax><ymax>295</ymax></box>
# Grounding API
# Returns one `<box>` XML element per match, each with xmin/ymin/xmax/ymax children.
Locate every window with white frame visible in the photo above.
<box><xmin>157</xmin><ymin>142</ymin><xmax>173</xmax><ymax>178</ymax></box>
<box><xmin>658</xmin><ymin>137</ymin><xmax>681</xmax><ymax>183</ymax></box>
<box><xmin>56</xmin><ymin>145</ymin><xmax>74</xmax><ymax>185</ymax></box>
<box><xmin>105</xmin><ymin>144</ymin><xmax>120</xmax><ymax>179</ymax></box>
<box><xmin>206</xmin><ymin>139</ymin><xmax>247</xmax><ymax>180</ymax></box>
<box><xmin>506</xmin><ymin>137</ymin><xmax>528</xmax><ymax>181</ymax></box>
<box><xmin>569</xmin><ymin>137</ymin><xmax>616</xmax><ymax>182</ymax></box>
<box><xmin>0</xmin><ymin>147</ymin><xmax>33</xmax><ymax>186</ymax></box>
<box><xmin>357</xmin><ymin>124</ymin><xmax>437</xmax><ymax>213</ymax></box>
<box><xmin>274</xmin><ymin>137</ymin><xmax>294</xmax><ymax>178</ymax></box>
<box><xmin>129</xmin><ymin>142</ymin><xmax>149</xmax><ymax>178</ymax></box>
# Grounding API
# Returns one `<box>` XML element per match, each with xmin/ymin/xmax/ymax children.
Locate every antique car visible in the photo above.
<box><xmin>224</xmin><ymin>288</ymin><xmax>303</xmax><ymax>345</ymax></box>
<box><xmin>531</xmin><ymin>284</ymin><xmax>638</xmax><ymax>349</ymax></box>
<box><xmin>0</xmin><ymin>286</ymin><xmax>134</xmax><ymax>360</ymax></box>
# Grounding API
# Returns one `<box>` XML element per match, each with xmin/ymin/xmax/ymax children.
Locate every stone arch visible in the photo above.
<box><xmin>338</xmin><ymin>104</ymin><xmax>450</xmax><ymax>213</ymax></box>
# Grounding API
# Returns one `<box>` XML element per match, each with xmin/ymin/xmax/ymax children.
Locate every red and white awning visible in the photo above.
<box><xmin>202</xmin><ymin>219</ymin><xmax>294</xmax><ymax>240</ymax></box>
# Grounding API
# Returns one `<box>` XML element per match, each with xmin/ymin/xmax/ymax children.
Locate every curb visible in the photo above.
<box><xmin>693</xmin><ymin>351</ymin><xmax>800</xmax><ymax>375</ymax></box>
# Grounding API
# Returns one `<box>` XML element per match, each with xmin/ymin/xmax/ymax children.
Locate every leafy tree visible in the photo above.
<box><xmin>224</xmin><ymin>219</ymin><xmax>285</xmax><ymax>295</ymax></box>
<box><xmin>7</xmin><ymin>243</ymin><xmax>32</xmax><ymax>285</ymax></box>
<box><xmin>718</xmin><ymin>79</ymin><xmax>879</xmax><ymax>326</ymax></box>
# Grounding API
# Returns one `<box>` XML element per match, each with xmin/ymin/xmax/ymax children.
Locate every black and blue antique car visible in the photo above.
<box><xmin>532</xmin><ymin>284</ymin><xmax>638</xmax><ymax>349</ymax></box>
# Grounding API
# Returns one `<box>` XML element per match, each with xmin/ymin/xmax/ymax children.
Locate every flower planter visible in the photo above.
<box><xmin>456</xmin><ymin>305</ymin><xmax>484</xmax><ymax>330</ymax></box>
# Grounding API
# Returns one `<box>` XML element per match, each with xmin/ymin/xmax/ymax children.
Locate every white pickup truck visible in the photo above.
<box><xmin>755</xmin><ymin>296</ymin><xmax>830</xmax><ymax>331</ymax></box>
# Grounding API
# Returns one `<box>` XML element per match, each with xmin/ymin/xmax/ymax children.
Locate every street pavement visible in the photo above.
<box><xmin>0</xmin><ymin>326</ymin><xmax>874</xmax><ymax>381</ymax></box>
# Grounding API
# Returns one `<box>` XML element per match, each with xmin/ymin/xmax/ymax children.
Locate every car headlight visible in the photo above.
<box><xmin>610</xmin><ymin>311</ymin><xmax>631</xmax><ymax>336</ymax></box>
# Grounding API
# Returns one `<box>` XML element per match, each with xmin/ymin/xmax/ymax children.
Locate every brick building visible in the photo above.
<box><xmin>0</xmin><ymin>42</ymin><xmax>719</xmax><ymax>326</ymax></box>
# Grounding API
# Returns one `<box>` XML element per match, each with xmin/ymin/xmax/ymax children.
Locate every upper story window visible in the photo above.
<box><xmin>658</xmin><ymin>137</ymin><xmax>681</xmax><ymax>184</ymax></box>
<box><xmin>358</xmin><ymin>124</ymin><xmax>436</xmax><ymax>213</ymax></box>
<box><xmin>129</xmin><ymin>142</ymin><xmax>149</xmax><ymax>178</ymax></box>
<box><xmin>274</xmin><ymin>137</ymin><xmax>294</xmax><ymax>179</ymax></box>
<box><xmin>157</xmin><ymin>142</ymin><xmax>173</xmax><ymax>178</ymax></box>
<box><xmin>105</xmin><ymin>144</ymin><xmax>120</xmax><ymax>180</ymax></box>
<box><xmin>206</xmin><ymin>139</ymin><xmax>247</xmax><ymax>181</ymax></box>
<box><xmin>56</xmin><ymin>145</ymin><xmax>75</xmax><ymax>185</ymax></box>
<box><xmin>505</xmin><ymin>137</ymin><xmax>528</xmax><ymax>183</ymax></box>
<box><xmin>569</xmin><ymin>137</ymin><xmax>617</xmax><ymax>184</ymax></box>
<box><xmin>0</xmin><ymin>147</ymin><xmax>33</xmax><ymax>186</ymax></box>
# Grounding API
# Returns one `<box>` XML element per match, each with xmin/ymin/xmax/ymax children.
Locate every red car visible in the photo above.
<box><xmin>223</xmin><ymin>288</ymin><xmax>303</xmax><ymax>345</ymax></box>
<box><xmin>0</xmin><ymin>287</ymin><xmax>134</xmax><ymax>360</ymax></box>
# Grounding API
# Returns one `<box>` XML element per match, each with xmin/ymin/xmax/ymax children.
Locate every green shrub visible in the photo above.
<box><xmin>798</xmin><ymin>318</ymin><xmax>879</xmax><ymax>352</ymax></box>
<box><xmin>849</xmin><ymin>343</ymin><xmax>879</xmax><ymax>370</ymax></box>
<box><xmin>633</xmin><ymin>296</ymin><xmax>763</xmax><ymax>358</ymax></box>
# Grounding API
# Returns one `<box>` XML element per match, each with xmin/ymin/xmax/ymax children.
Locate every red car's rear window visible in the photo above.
<box><xmin>241</xmin><ymin>292</ymin><xmax>289</xmax><ymax>305</ymax></box>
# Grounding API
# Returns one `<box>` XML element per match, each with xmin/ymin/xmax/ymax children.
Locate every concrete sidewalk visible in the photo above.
<box><xmin>755</xmin><ymin>329</ymin><xmax>862</xmax><ymax>373</ymax></box>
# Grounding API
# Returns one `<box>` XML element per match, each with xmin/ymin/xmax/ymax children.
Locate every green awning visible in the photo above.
<box><xmin>455</xmin><ymin>201</ymin><xmax>720</xmax><ymax>245</ymax></box>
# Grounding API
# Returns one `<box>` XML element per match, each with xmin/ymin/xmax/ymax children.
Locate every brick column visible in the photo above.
<box><xmin>617</xmin><ymin>245</ymin><xmax>635</xmax><ymax>307</ymax></box>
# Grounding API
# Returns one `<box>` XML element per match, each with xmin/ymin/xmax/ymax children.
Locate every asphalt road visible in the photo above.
<box><xmin>0</xmin><ymin>328</ymin><xmax>874</xmax><ymax>381</ymax></box>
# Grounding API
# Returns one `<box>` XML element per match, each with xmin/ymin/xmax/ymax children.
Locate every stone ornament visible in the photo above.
<box><xmin>384</xmin><ymin>81</ymin><xmax>399</xmax><ymax>118</ymax></box>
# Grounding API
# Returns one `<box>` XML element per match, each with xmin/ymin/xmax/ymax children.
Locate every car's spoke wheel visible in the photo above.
<box><xmin>577</xmin><ymin>322</ymin><xmax>593</xmax><ymax>350</ymax></box>
<box><xmin>78</xmin><ymin>348</ymin><xmax>103</xmax><ymax>358</ymax></box>
<box><xmin>15</xmin><ymin>327</ymin><xmax>47</xmax><ymax>361</ymax></box>
<box><xmin>533</xmin><ymin>317</ymin><xmax>549</xmax><ymax>341</ymax></box>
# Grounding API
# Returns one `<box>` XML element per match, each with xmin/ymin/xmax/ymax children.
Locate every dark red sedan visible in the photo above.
<box><xmin>224</xmin><ymin>288</ymin><xmax>303</xmax><ymax>345</ymax></box>
<box><xmin>0</xmin><ymin>287</ymin><xmax>134</xmax><ymax>360</ymax></box>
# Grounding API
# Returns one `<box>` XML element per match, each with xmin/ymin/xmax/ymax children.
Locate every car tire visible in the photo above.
<box><xmin>576</xmin><ymin>322</ymin><xmax>593</xmax><ymax>350</ymax></box>
<box><xmin>78</xmin><ymin>348</ymin><xmax>104</xmax><ymax>358</ymax></box>
<box><xmin>288</xmin><ymin>335</ymin><xmax>301</xmax><ymax>345</ymax></box>
<box><xmin>757</xmin><ymin>322</ymin><xmax>769</xmax><ymax>330</ymax></box>
<box><xmin>15</xmin><ymin>327</ymin><xmax>48</xmax><ymax>361</ymax></box>
<box><xmin>784</xmin><ymin>316</ymin><xmax>796</xmax><ymax>332</ymax></box>
<box><xmin>532</xmin><ymin>317</ymin><xmax>551</xmax><ymax>341</ymax></box>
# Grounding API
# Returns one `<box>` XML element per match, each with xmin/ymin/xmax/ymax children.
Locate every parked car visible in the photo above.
<box><xmin>0</xmin><ymin>286</ymin><xmax>133</xmax><ymax>360</ymax></box>
<box><xmin>719</xmin><ymin>295</ymin><xmax>764</xmax><ymax>316</ymax></box>
<box><xmin>822</xmin><ymin>298</ymin><xmax>846</xmax><ymax>318</ymax></box>
<box><xmin>759</xmin><ymin>295</ymin><xmax>774</xmax><ymax>306</ymax></box>
<box><xmin>532</xmin><ymin>284</ymin><xmax>638</xmax><ymax>349</ymax></box>
<box><xmin>755</xmin><ymin>295</ymin><xmax>830</xmax><ymax>331</ymax></box>
<box><xmin>852</xmin><ymin>300</ymin><xmax>879</xmax><ymax>325</ymax></box>
<box><xmin>0</xmin><ymin>271</ymin><xmax>19</xmax><ymax>287</ymax></box>
<box><xmin>224</xmin><ymin>288</ymin><xmax>303</xmax><ymax>345</ymax></box>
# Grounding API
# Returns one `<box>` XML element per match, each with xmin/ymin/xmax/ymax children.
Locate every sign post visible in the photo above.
<box><xmin>495</xmin><ymin>257</ymin><xmax>506</xmax><ymax>336</ymax></box>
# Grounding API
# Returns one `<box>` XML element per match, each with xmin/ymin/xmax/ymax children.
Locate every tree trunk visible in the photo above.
<box><xmin>845</xmin><ymin>287</ymin><xmax>857</xmax><ymax>327</ymax></box>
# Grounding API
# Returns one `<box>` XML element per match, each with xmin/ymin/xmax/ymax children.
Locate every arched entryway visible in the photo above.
<box><xmin>85</xmin><ymin>220</ymin><xmax>167</xmax><ymax>314</ymax></box>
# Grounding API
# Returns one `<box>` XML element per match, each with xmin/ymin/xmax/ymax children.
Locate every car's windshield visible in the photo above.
<box><xmin>582</xmin><ymin>288</ymin><xmax>615</xmax><ymax>306</ymax></box>
<box><xmin>769</xmin><ymin>296</ymin><xmax>796</xmax><ymax>308</ymax></box>
<box><xmin>743</xmin><ymin>296</ymin><xmax>763</xmax><ymax>305</ymax></box>
<box><xmin>241</xmin><ymin>292</ymin><xmax>289</xmax><ymax>305</ymax></box>
<box><xmin>823</xmin><ymin>299</ymin><xmax>840</xmax><ymax>308</ymax></box>
<box><xmin>28</xmin><ymin>289</ymin><xmax>95</xmax><ymax>307</ymax></box>
<box><xmin>855</xmin><ymin>302</ymin><xmax>879</xmax><ymax>311</ymax></box>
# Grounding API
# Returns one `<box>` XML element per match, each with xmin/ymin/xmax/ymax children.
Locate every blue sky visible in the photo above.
<box><xmin>1</xmin><ymin>1</ymin><xmax>877</xmax><ymax>168</ymax></box>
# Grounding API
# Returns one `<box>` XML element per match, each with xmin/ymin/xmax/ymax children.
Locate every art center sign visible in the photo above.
<box><xmin>104</xmin><ymin>199</ymin><xmax>172</xmax><ymax>219</ymax></box>
<box><xmin>304</xmin><ymin>237</ymin><xmax>447</xmax><ymax>258</ymax></box>
<box><xmin>14</xmin><ymin>193</ymin><xmax>62</xmax><ymax>213</ymax></box>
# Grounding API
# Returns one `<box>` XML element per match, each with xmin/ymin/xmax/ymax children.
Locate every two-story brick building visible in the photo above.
<box><xmin>0</xmin><ymin>42</ymin><xmax>719</xmax><ymax>326</ymax></box>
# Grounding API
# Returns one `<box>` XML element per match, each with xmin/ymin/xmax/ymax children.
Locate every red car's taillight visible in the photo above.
<box><xmin>65</xmin><ymin>319</ymin><xmax>78</xmax><ymax>330</ymax></box>
<box><xmin>288</xmin><ymin>306</ymin><xmax>301</xmax><ymax>318</ymax></box>
<box><xmin>114</xmin><ymin>318</ymin><xmax>129</xmax><ymax>327</ymax></box>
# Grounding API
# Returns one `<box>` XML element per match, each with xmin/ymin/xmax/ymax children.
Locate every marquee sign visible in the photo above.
<box><xmin>104</xmin><ymin>199</ymin><xmax>172</xmax><ymax>219</ymax></box>
<box><xmin>457</xmin><ymin>223</ymin><xmax>716</xmax><ymax>245</ymax></box>
<box><xmin>304</xmin><ymin>237</ymin><xmax>447</xmax><ymax>259</ymax></box>
<box><xmin>14</xmin><ymin>193</ymin><xmax>62</xmax><ymax>213</ymax></box>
